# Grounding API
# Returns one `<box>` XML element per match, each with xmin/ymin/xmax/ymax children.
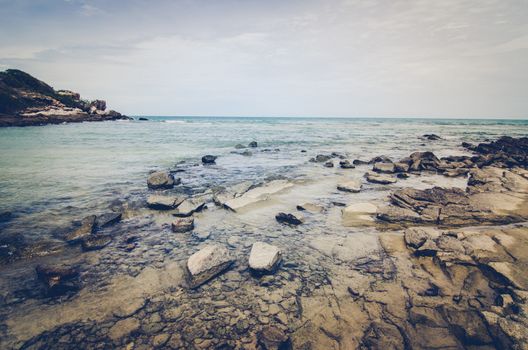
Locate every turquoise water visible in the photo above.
<box><xmin>0</xmin><ymin>117</ymin><xmax>527</xmax><ymax>251</ymax></box>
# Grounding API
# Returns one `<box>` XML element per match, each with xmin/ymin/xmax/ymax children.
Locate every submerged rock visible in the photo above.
<box><xmin>65</xmin><ymin>215</ymin><xmax>96</xmax><ymax>243</ymax></box>
<box><xmin>147</xmin><ymin>171</ymin><xmax>178</xmax><ymax>189</ymax></box>
<box><xmin>82</xmin><ymin>235</ymin><xmax>112</xmax><ymax>251</ymax></box>
<box><xmin>234</xmin><ymin>143</ymin><xmax>246</xmax><ymax>149</ymax></box>
<box><xmin>249</xmin><ymin>242</ymin><xmax>282</xmax><ymax>273</ymax></box>
<box><xmin>201</xmin><ymin>155</ymin><xmax>217</xmax><ymax>164</ymax></box>
<box><xmin>248</xmin><ymin>141</ymin><xmax>258</xmax><ymax>148</ymax></box>
<box><xmin>186</xmin><ymin>245</ymin><xmax>234</xmax><ymax>288</ymax></box>
<box><xmin>147</xmin><ymin>195</ymin><xmax>183</xmax><ymax>210</ymax></box>
<box><xmin>171</xmin><ymin>217</ymin><xmax>195</xmax><ymax>233</ymax></box>
<box><xmin>324</xmin><ymin>161</ymin><xmax>334</xmax><ymax>168</ymax></box>
<box><xmin>36</xmin><ymin>264</ymin><xmax>80</xmax><ymax>296</ymax></box>
<box><xmin>339</xmin><ymin>160</ymin><xmax>355</xmax><ymax>169</ymax></box>
<box><xmin>275</xmin><ymin>212</ymin><xmax>303</xmax><ymax>226</ymax></box>
<box><xmin>337</xmin><ymin>179</ymin><xmax>362</xmax><ymax>193</ymax></box>
<box><xmin>95</xmin><ymin>212</ymin><xmax>122</xmax><ymax>229</ymax></box>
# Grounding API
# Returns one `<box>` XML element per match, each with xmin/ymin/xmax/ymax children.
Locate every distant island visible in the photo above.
<box><xmin>0</xmin><ymin>69</ymin><xmax>131</xmax><ymax>127</ymax></box>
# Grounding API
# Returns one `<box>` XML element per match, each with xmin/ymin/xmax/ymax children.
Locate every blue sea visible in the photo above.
<box><xmin>0</xmin><ymin>117</ymin><xmax>527</xmax><ymax>257</ymax></box>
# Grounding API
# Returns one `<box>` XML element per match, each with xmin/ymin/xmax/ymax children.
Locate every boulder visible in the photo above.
<box><xmin>339</xmin><ymin>160</ymin><xmax>355</xmax><ymax>169</ymax></box>
<box><xmin>147</xmin><ymin>195</ymin><xmax>183</xmax><ymax>210</ymax></box>
<box><xmin>369</xmin><ymin>155</ymin><xmax>392</xmax><ymax>164</ymax></box>
<box><xmin>373</xmin><ymin>162</ymin><xmax>396</xmax><ymax>173</ymax></box>
<box><xmin>248</xmin><ymin>141</ymin><xmax>258</xmax><ymax>148</ymax></box>
<box><xmin>406</xmin><ymin>152</ymin><xmax>441</xmax><ymax>172</ymax></box>
<box><xmin>171</xmin><ymin>217</ymin><xmax>195</xmax><ymax>233</ymax></box>
<box><xmin>323</xmin><ymin>161</ymin><xmax>334</xmax><ymax>168</ymax></box>
<box><xmin>275</xmin><ymin>212</ymin><xmax>303</xmax><ymax>226</ymax></box>
<box><xmin>249</xmin><ymin>242</ymin><xmax>282</xmax><ymax>273</ymax></box>
<box><xmin>365</xmin><ymin>172</ymin><xmax>397</xmax><ymax>184</ymax></box>
<box><xmin>65</xmin><ymin>215</ymin><xmax>96</xmax><ymax>243</ymax></box>
<box><xmin>404</xmin><ymin>228</ymin><xmax>429</xmax><ymax>249</ymax></box>
<box><xmin>81</xmin><ymin>235</ymin><xmax>112</xmax><ymax>251</ymax></box>
<box><xmin>186</xmin><ymin>245</ymin><xmax>234</xmax><ymax>288</ymax></box>
<box><xmin>201</xmin><ymin>155</ymin><xmax>217</xmax><ymax>164</ymax></box>
<box><xmin>36</xmin><ymin>264</ymin><xmax>80</xmax><ymax>295</ymax></box>
<box><xmin>138</xmin><ymin>117</ymin><xmax>148</xmax><ymax>121</ymax></box>
<box><xmin>353</xmin><ymin>159</ymin><xmax>369</xmax><ymax>165</ymax></box>
<box><xmin>337</xmin><ymin>179</ymin><xmax>362</xmax><ymax>193</ymax></box>
<box><xmin>147</xmin><ymin>171</ymin><xmax>177</xmax><ymax>189</ymax></box>
<box><xmin>315</xmin><ymin>154</ymin><xmax>331</xmax><ymax>162</ymax></box>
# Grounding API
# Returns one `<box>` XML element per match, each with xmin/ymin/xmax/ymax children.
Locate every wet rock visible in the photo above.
<box><xmin>146</xmin><ymin>195</ymin><xmax>183</xmax><ymax>210</ymax></box>
<box><xmin>314</xmin><ymin>154</ymin><xmax>331</xmax><ymax>163</ymax></box>
<box><xmin>186</xmin><ymin>244</ymin><xmax>234</xmax><ymax>288</ymax></box>
<box><xmin>81</xmin><ymin>234</ymin><xmax>112</xmax><ymax>251</ymax></box>
<box><xmin>35</xmin><ymin>265</ymin><xmax>79</xmax><ymax>296</ymax></box>
<box><xmin>258</xmin><ymin>326</ymin><xmax>292</xmax><ymax>350</ymax></box>
<box><xmin>248</xmin><ymin>141</ymin><xmax>258</xmax><ymax>148</ymax></box>
<box><xmin>364</xmin><ymin>172</ymin><xmax>397</xmax><ymax>184</ymax></box>
<box><xmin>353</xmin><ymin>159</ymin><xmax>369</xmax><ymax>165</ymax></box>
<box><xmin>393</xmin><ymin>162</ymin><xmax>410</xmax><ymax>173</ymax></box>
<box><xmin>472</xmin><ymin>136</ymin><xmax>528</xmax><ymax>168</ymax></box>
<box><xmin>138</xmin><ymin>117</ymin><xmax>148</xmax><ymax>121</ymax></box>
<box><xmin>422</xmin><ymin>134</ymin><xmax>442</xmax><ymax>140</ymax></box>
<box><xmin>224</xmin><ymin>180</ymin><xmax>292</xmax><ymax>212</ymax></box>
<box><xmin>65</xmin><ymin>215</ymin><xmax>96</xmax><ymax>243</ymax></box>
<box><xmin>109</xmin><ymin>318</ymin><xmax>140</xmax><ymax>341</ymax></box>
<box><xmin>249</xmin><ymin>242</ymin><xmax>282</xmax><ymax>273</ymax></box>
<box><xmin>114</xmin><ymin>298</ymin><xmax>146</xmax><ymax>318</ymax></box>
<box><xmin>201</xmin><ymin>155</ymin><xmax>217</xmax><ymax>164</ymax></box>
<box><xmin>339</xmin><ymin>160</ymin><xmax>355</xmax><ymax>169</ymax></box>
<box><xmin>369</xmin><ymin>155</ymin><xmax>392</xmax><ymax>164</ymax></box>
<box><xmin>296</xmin><ymin>203</ymin><xmax>324</xmax><ymax>213</ymax></box>
<box><xmin>406</xmin><ymin>151</ymin><xmax>441</xmax><ymax>171</ymax></box>
<box><xmin>95</xmin><ymin>212</ymin><xmax>122</xmax><ymax>229</ymax></box>
<box><xmin>147</xmin><ymin>171</ymin><xmax>177</xmax><ymax>189</ymax></box>
<box><xmin>171</xmin><ymin>217</ymin><xmax>195</xmax><ymax>233</ymax></box>
<box><xmin>323</xmin><ymin>161</ymin><xmax>334</xmax><ymax>168</ymax></box>
<box><xmin>373</xmin><ymin>162</ymin><xmax>395</xmax><ymax>173</ymax></box>
<box><xmin>275</xmin><ymin>212</ymin><xmax>303</xmax><ymax>226</ymax></box>
<box><xmin>234</xmin><ymin>143</ymin><xmax>246</xmax><ymax>149</ymax></box>
<box><xmin>172</xmin><ymin>197</ymin><xmax>206</xmax><ymax>217</ymax></box>
<box><xmin>337</xmin><ymin>179</ymin><xmax>362</xmax><ymax>193</ymax></box>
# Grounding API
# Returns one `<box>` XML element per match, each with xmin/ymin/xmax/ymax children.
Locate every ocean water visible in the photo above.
<box><xmin>0</xmin><ymin>117</ymin><xmax>527</xmax><ymax>259</ymax></box>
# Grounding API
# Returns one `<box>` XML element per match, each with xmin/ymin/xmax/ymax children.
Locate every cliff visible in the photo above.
<box><xmin>0</xmin><ymin>69</ymin><xmax>131</xmax><ymax>127</ymax></box>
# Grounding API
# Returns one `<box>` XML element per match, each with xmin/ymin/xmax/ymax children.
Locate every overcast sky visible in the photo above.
<box><xmin>1</xmin><ymin>0</ymin><xmax>527</xmax><ymax>118</ymax></box>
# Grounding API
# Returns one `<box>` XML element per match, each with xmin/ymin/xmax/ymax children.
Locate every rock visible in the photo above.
<box><xmin>248</xmin><ymin>141</ymin><xmax>258</xmax><ymax>148</ymax></box>
<box><xmin>213</xmin><ymin>181</ymin><xmax>253</xmax><ymax>206</ymax></box>
<box><xmin>472</xmin><ymin>136</ymin><xmax>528</xmax><ymax>168</ymax></box>
<box><xmin>422</xmin><ymin>134</ymin><xmax>442</xmax><ymax>140</ymax></box>
<box><xmin>35</xmin><ymin>265</ymin><xmax>79</xmax><ymax>295</ymax></box>
<box><xmin>223</xmin><ymin>180</ymin><xmax>293</xmax><ymax>212</ymax></box>
<box><xmin>323</xmin><ymin>161</ymin><xmax>334</xmax><ymax>168</ymax></box>
<box><xmin>314</xmin><ymin>154</ymin><xmax>331</xmax><ymax>162</ymax></box>
<box><xmin>484</xmin><ymin>262</ymin><xmax>527</xmax><ymax>289</ymax></box>
<box><xmin>373</xmin><ymin>162</ymin><xmax>396</xmax><ymax>173</ymax></box>
<box><xmin>339</xmin><ymin>160</ymin><xmax>355</xmax><ymax>169</ymax></box>
<box><xmin>147</xmin><ymin>171</ymin><xmax>177</xmax><ymax>189</ymax></box>
<box><xmin>369</xmin><ymin>155</ymin><xmax>392</xmax><ymax>164</ymax></box>
<box><xmin>342</xmin><ymin>202</ymin><xmax>377</xmax><ymax>225</ymax></box>
<box><xmin>65</xmin><ymin>215</ymin><xmax>96</xmax><ymax>242</ymax></box>
<box><xmin>186</xmin><ymin>245</ymin><xmax>234</xmax><ymax>288</ymax></box>
<box><xmin>296</xmin><ymin>203</ymin><xmax>324</xmax><ymax>213</ymax></box>
<box><xmin>89</xmin><ymin>99</ymin><xmax>106</xmax><ymax>112</ymax></box>
<box><xmin>95</xmin><ymin>212</ymin><xmax>122</xmax><ymax>229</ymax></box>
<box><xmin>138</xmin><ymin>117</ymin><xmax>148</xmax><ymax>121</ymax></box>
<box><xmin>172</xmin><ymin>197</ymin><xmax>206</xmax><ymax>217</ymax></box>
<box><xmin>406</xmin><ymin>151</ymin><xmax>441</xmax><ymax>171</ymax></box>
<box><xmin>353</xmin><ymin>159</ymin><xmax>369</xmax><ymax>165</ymax></box>
<box><xmin>258</xmin><ymin>326</ymin><xmax>292</xmax><ymax>350</ymax></box>
<box><xmin>337</xmin><ymin>179</ymin><xmax>362</xmax><ymax>193</ymax></box>
<box><xmin>235</xmin><ymin>144</ymin><xmax>246</xmax><ymax>149</ymax></box>
<box><xmin>147</xmin><ymin>195</ymin><xmax>183</xmax><ymax>210</ymax></box>
<box><xmin>114</xmin><ymin>298</ymin><xmax>146</xmax><ymax>318</ymax></box>
<box><xmin>201</xmin><ymin>155</ymin><xmax>217</xmax><ymax>164</ymax></box>
<box><xmin>249</xmin><ymin>242</ymin><xmax>282</xmax><ymax>273</ymax></box>
<box><xmin>364</xmin><ymin>172</ymin><xmax>397</xmax><ymax>184</ymax></box>
<box><xmin>397</xmin><ymin>172</ymin><xmax>409</xmax><ymax>179</ymax></box>
<box><xmin>393</xmin><ymin>162</ymin><xmax>410</xmax><ymax>172</ymax></box>
<box><xmin>404</xmin><ymin>228</ymin><xmax>429</xmax><ymax>249</ymax></box>
<box><xmin>109</xmin><ymin>318</ymin><xmax>140</xmax><ymax>341</ymax></box>
<box><xmin>171</xmin><ymin>217</ymin><xmax>195</xmax><ymax>233</ymax></box>
<box><xmin>275</xmin><ymin>212</ymin><xmax>303</xmax><ymax>226</ymax></box>
<box><xmin>81</xmin><ymin>235</ymin><xmax>112</xmax><ymax>251</ymax></box>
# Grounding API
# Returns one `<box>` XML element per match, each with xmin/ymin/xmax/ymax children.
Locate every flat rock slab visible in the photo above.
<box><xmin>186</xmin><ymin>245</ymin><xmax>234</xmax><ymax>288</ymax></box>
<box><xmin>82</xmin><ymin>235</ymin><xmax>112</xmax><ymax>251</ymax></box>
<box><xmin>337</xmin><ymin>179</ymin><xmax>362</xmax><ymax>193</ymax></box>
<box><xmin>342</xmin><ymin>202</ymin><xmax>378</xmax><ymax>225</ymax></box>
<box><xmin>373</xmin><ymin>162</ymin><xmax>396</xmax><ymax>173</ymax></box>
<box><xmin>147</xmin><ymin>195</ymin><xmax>183</xmax><ymax>210</ymax></box>
<box><xmin>249</xmin><ymin>242</ymin><xmax>282</xmax><ymax>273</ymax></box>
<box><xmin>95</xmin><ymin>212</ymin><xmax>122</xmax><ymax>229</ymax></box>
<box><xmin>147</xmin><ymin>171</ymin><xmax>178</xmax><ymax>189</ymax></box>
<box><xmin>365</xmin><ymin>172</ymin><xmax>397</xmax><ymax>184</ymax></box>
<box><xmin>224</xmin><ymin>180</ymin><xmax>293</xmax><ymax>212</ymax></box>
<box><xmin>172</xmin><ymin>197</ymin><xmax>206</xmax><ymax>217</ymax></box>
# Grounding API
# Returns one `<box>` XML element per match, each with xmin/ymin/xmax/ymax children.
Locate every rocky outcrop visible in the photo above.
<box><xmin>469</xmin><ymin>136</ymin><xmax>528</xmax><ymax>168</ymax></box>
<box><xmin>249</xmin><ymin>242</ymin><xmax>282</xmax><ymax>273</ymax></box>
<box><xmin>186</xmin><ymin>245</ymin><xmax>234</xmax><ymax>288</ymax></box>
<box><xmin>0</xmin><ymin>69</ymin><xmax>130</xmax><ymax>127</ymax></box>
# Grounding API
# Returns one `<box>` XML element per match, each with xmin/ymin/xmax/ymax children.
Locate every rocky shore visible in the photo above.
<box><xmin>0</xmin><ymin>69</ymin><xmax>130</xmax><ymax>127</ymax></box>
<box><xmin>0</xmin><ymin>136</ymin><xmax>527</xmax><ymax>349</ymax></box>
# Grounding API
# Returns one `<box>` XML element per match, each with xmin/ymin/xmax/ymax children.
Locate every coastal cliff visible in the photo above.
<box><xmin>0</xmin><ymin>69</ymin><xmax>130</xmax><ymax>127</ymax></box>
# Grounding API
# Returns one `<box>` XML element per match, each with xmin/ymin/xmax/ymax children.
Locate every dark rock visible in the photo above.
<box><xmin>36</xmin><ymin>264</ymin><xmax>80</xmax><ymax>296</ymax></box>
<box><xmin>314</xmin><ymin>154</ymin><xmax>331</xmax><ymax>163</ymax></box>
<box><xmin>323</xmin><ymin>161</ymin><xmax>334</xmax><ymax>168</ymax></box>
<box><xmin>82</xmin><ymin>235</ymin><xmax>112</xmax><ymax>251</ymax></box>
<box><xmin>472</xmin><ymin>136</ymin><xmax>528</xmax><ymax>168</ymax></box>
<box><xmin>95</xmin><ymin>212</ymin><xmax>122</xmax><ymax>229</ymax></box>
<box><xmin>147</xmin><ymin>171</ymin><xmax>177</xmax><ymax>189</ymax></box>
<box><xmin>138</xmin><ymin>117</ymin><xmax>149</xmax><ymax>121</ymax></box>
<box><xmin>422</xmin><ymin>134</ymin><xmax>442</xmax><ymax>140</ymax></box>
<box><xmin>248</xmin><ymin>141</ymin><xmax>258</xmax><ymax>148</ymax></box>
<box><xmin>369</xmin><ymin>155</ymin><xmax>392</xmax><ymax>164</ymax></box>
<box><xmin>171</xmin><ymin>217</ymin><xmax>195</xmax><ymax>233</ymax></box>
<box><xmin>275</xmin><ymin>212</ymin><xmax>303</xmax><ymax>226</ymax></box>
<box><xmin>339</xmin><ymin>160</ymin><xmax>355</xmax><ymax>169</ymax></box>
<box><xmin>406</xmin><ymin>151</ymin><xmax>441</xmax><ymax>171</ymax></box>
<box><xmin>201</xmin><ymin>155</ymin><xmax>217</xmax><ymax>164</ymax></box>
<box><xmin>146</xmin><ymin>195</ymin><xmax>183</xmax><ymax>210</ymax></box>
<box><xmin>353</xmin><ymin>159</ymin><xmax>369</xmax><ymax>165</ymax></box>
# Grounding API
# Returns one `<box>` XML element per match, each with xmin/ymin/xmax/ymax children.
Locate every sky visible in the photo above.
<box><xmin>1</xmin><ymin>0</ymin><xmax>527</xmax><ymax>118</ymax></box>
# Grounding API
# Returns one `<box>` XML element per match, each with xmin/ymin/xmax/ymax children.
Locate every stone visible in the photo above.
<box><xmin>407</xmin><ymin>151</ymin><xmax>441</xmax><ymax>171</ymax></box>
<box><xmin>138</xmin><ymin>117</ymin><xmax>148</xmax><ymax>121</ymax></box>
<box><xmin>248</xmin><ymin>141</ymin><xmax>258</xmax><ymax>148</ymax></box>
<box><xmin>65</xmin><ymin>215</ymin><xmax>96</xmax><ymax>242</ymax></box>
<box><xmin>146</xmin><ymin>195</ymin><xmax>183</xmax><ymax>210</ymax></box>
<box><xmin>339</xmin><ymin>160</ymin><xmax>355</xmax><ymax>169</ymax></box>
<box><xmin>109</xmin><ymin>318</ymin><xmax>140</xmax><ymax>341</ymax></box>
<box><xmin>369</xmin><ymin>155</ymin><xmax>392</xmax><ymax>164</ymax></box>
<box><xmin>393</xmin><ymin>162</ymin><xmax>410</xmax><ymax>173</ymax></box>
<box><xmin>249</xmin><ymin>242</ymin><xmax>282</xmax><ymax>273</ymax></box>
<box><xmin>353</xmin><ymin>159</ymin><xmax>369</xmax><ymax>165</ymax></box>
<box><xmin>337</xmin><ymin>179</ymin><xmax>362</xmax><ymax>193</ymax></box>
<box><xmin>296</xmin><ymin>203</ymin><xmax>324</xmax><ymax>213</ymax></box>
<box><xmin>201</xmin><ymin>155</ymin><xmax>217</xmax><ymax>164</ymax></box>
<box><xmin>114</xmin><ymin>298</ymin><xmax>146</xmax><ymax>318</ymax></box>
<box><xmin>422</xmin><ymin>134</ymin><xmax>442</xmax><ymax>140</ymax></box>
<box><xmin>365</xmin><ymin>172</ymin><xmax>397</xmax><ymax>184</ymax></box>
<box><xmin>95</xmin><ymin>212</ymin><xmax>122</xmax><ymax>229</ymax></box>
<box><xmin>373</xmin><ymin>162</ymin><xmax>395</xmax><ymax>173</ymax></box>
<box><xmin>81</xmin><ymin>235</ymin><xmax>112</xmax><ymax>251</ymax></box>
<box><xmin>323</xmin><ymin>161</ymin><xmax>334</xmax><ymax>168</ymax></box>
<box><xmin>235</xmin><ymin>143</ymin><xmax>246</xmax><ymax>149</ymax></box>
<box><xmin>147</xmin><ymin>171</ymin><xmax>177</xmax><ymax>189</ymax></box>
<box><xmin>275</xmin><ymin>212</ymin><xmax>303</xmax><ymax>226</ymax></box>
<box><xmin>186</xmin><ymin>245</ymin><xmax>234</xmax><ymax>288</ymax></box>
<box><xmin>35</xmin><ymin>264</ymin><xmax>79</xmax><ymax>295</ymax></box>
<box><xmin>224</xmin><ymin>180</ymin><xmax>293</xmax><ymax>212</ymax></box>
<box><xmin>315</xmin><ymin>154</ymin><xmax>331</xmax><ymax>162</ymax></box>
<box><xmin>404</xmin><ymin>228</ymin><xmax>429</xmax><ymax>249</ymax></box>
<box><xmin>171</xmin><ymin>217</ymin><xmax>195</xmax><ymax>233</ymax></box>
<box><xmin>172</xmin><ymin>197</ymin><xmax>206</xmax><ymax>217</ymax></box>
<box><xmin>258</xmin><ymin>326</ymin><xmax>292</xmax><ymax>350</ymax></box>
